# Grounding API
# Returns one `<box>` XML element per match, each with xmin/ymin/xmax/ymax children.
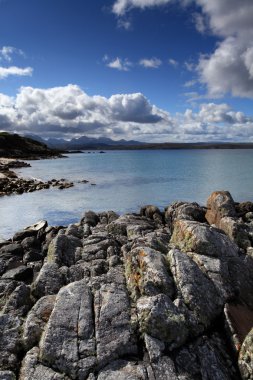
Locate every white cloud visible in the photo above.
<box><xmin>112</xmin><ymin>0</ymin><xmax>172</xmax><ymax>16</ymax></box>
<box><xmin>0</xmin><ymin>46</ymin><xmax>24</xmax><ymax>62</ymax></box>
<box><xmin>106</xmin><ymin>57</ymin><xmax>132</xmax><ymax>71</ymax></box>
<box><xmin>184</xmin><ymin>80</ymin><xmax>197</xmax><ymax>88</ymax></box>
<box><xmin>0</xmin><ymin>66</ymin><xmax>33</xmax><ymax>79</ymax></box>
<box><xmin>168</xmin><ymin>58</ymin><xmax>178</xmax><ymax>67</ymax></box>
<box><xmin>194</xmin><ymin>0</ymin><xmax>253</xmax><ymax>98</ymax></box>
<box><xmin>139</xmin><ymin>57</ymin><xmax>162</xmax><ymax>68</ymax></box>
<box><xmin>112</xmin><ymin>0</ymin><xmax>253</xmax><ymax>99</ymax></box>
<box><xmin>0</xmin><ymin>85</ymin><xmax>252</xmax><ymax>142</ymax></box>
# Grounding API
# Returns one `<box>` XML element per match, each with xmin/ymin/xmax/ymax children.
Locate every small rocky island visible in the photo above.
<box><xmin>0</xmin><ymin>191</ymin><xmax>253</xmax><ymax>379</ymax></box>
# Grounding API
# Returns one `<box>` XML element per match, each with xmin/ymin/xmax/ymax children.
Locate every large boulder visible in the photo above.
<box><xmin>124</xmin><ymin>246</ymin><xmax>174</xmax><ymax>301</ymax></box>
<box><xmin>170</xmin><ymin>219</ymin><xmax>239</xmax><ymax>258</ymax></box>
<box><xmin>206</xmin><ymin>191</ymin><xmax>237</xmax><ymax>226</ymax></box>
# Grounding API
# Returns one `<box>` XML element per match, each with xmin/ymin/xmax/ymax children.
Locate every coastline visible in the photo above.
<box><xmin>0</xmin><ymin>157</ymin><xmax>77</xmax><ymax>197</ymax></box>
<box><xmin>0</xmin><ymin>191</ymin><xmax>252</xmax><ymax>379</ymax></box>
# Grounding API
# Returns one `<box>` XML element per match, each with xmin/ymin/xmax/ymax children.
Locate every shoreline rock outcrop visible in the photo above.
<box><xmin>0</xmin><ymin>191</ymin><xmax>253</xmax><ymax>379</ymax></box>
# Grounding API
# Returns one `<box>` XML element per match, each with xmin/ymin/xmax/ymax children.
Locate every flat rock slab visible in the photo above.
<box><xmin>168</xmin><ymin>249</ymin><xmax>223</xmax><ymax>329</ymax></box>
<box><xmin>40</xmin><ymin>280</ymin><xmax>95</xmax><ymax>379</ymax></box>
<box><xmin>94</xmin><ymin>283</ymin><xmax>137</xmax><ymax>367</ymax></box>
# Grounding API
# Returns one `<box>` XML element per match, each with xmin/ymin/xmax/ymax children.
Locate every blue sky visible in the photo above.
<box><xmin>0</xmin><ymin>0</ymin><xmax>253</xmax><ymax>142</ymax></box>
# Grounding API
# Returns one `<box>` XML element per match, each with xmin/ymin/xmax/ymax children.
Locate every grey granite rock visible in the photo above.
<box><xmin>23</xmin><ymin>295</ymin><xmax>56</xmax><ymax>350</ymax></box>
<box><xmin>171</xmin><ymin>219</ymin><xmax>239</xmax><ymax>258</ymax></box>
<box><xmin>137</xmin><ymin>294</ymin><xmax>188</xmax><ymax>349</ymax></box>
<box><xmin>19</xmin><ymin>347</ymin><xmax>70</xmax><ymax>380</ymax></box>
<box><xmin>3</xmin><ymin>283</ymin><xmax>33</xmax><ymax>316</ymax></box>
<box><xmin>0</xmin><ymin>314</ymin><xmax>22</xmax><ymax>371</ymax></box>
<box><xmin>40</xmin><ymin>280</ymin><xmax>96</xmax><ymax>379</ymax></box>
<box><xmin>47</xmin><ymin>232</ymin><xmax>82</xmax><ymax>267</ymax></box>
<box><xmin>94</xmin><ymin>283</ymin><xmax>137</xmax><ymax>367</ymax></box>
<box><xmin>0</xmin><ymin>371</ymin><xmax>16</xmax><ymax>380</ymax></box>
<box><xmin>239</xmin><ymin>327</ymin><xmax>253</xmax><ymax>380</ymax></box>
<box><xmin>31</xmin><ymin>262</ymin><xmax>65</xmax><ymax>298</ymax></box>
<box><xmin>168</xmin><ymin>249</ymin><xmax>223</xmax><ymax>329</ymax></box>
<box><xmin>124</xmin><ymin>246</ymin><xmax>174</xmax><ymax>301</ymax></box>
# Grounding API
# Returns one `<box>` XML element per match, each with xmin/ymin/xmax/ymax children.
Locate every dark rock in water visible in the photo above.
<box><xmin>0</xmin><ymin>191</ymin><xmax>253</xmax><ymax>379</ymax></box>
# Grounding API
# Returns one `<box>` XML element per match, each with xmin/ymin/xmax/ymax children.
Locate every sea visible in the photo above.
<box><xmin>1</xmin><ymin>149</ymin><xmax>253</xmax><ymax>239</ymax></box>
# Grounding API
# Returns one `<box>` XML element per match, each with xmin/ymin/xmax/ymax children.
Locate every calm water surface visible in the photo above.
<box><xmin>1</xmin><ymin>149</ymin><xmax>253</xmax><ymax>238</ymax></box>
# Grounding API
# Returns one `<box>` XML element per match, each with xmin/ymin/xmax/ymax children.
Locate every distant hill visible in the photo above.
<box><xmin>0</xmin><ymin>132</ymin><xmax>62</xmax><ymax>158</ymax></box>
<box><xmin>24</xmin><ymin>134</ymin><xmax>253</xmax><ymax>151</ymax></box>
<box><xmin>26</xmin><ymin>134</ymin><xmax>146</xmax><ymax>150</ymax></box>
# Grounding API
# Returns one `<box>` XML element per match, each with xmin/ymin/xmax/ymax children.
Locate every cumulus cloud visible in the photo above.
<box><xmin>0</xmin><ymin>66</ymin><xmax>33</xmax><ymax>79</ymax></box>
<box><xmin>0</xmin><ymin>85</ymin><xmax>167</xmax><ymax>139</ymax></box>
<box><xmin>112</xmin><ymin>0</ymin><xmax>253</xmax><ymax>99</ymax></box>
<box><xmin>106</xmin><ymin>57</ymin><xmax>132</xmax><ymax>71</ymax></box>
<box><xmin>194</xmin><ymin>0</ymin><xmax>253</xmax><ymax>98</ymax></box>
<box><xmin>112</xmin><ymin>0</ymin><xmax>171</xmax><ymax>16</ymax></box>
<box><xmin>139</xmin><ymin>57</ymin><xmax>162</xmax><ymax>68</ymax></box>
<box><xmin>0</xmin><ymin>84</ymin><xmax>252</xmax><ymax>142</ymax></box>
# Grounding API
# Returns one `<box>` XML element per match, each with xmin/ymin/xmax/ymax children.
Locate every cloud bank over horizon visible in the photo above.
<box><xmin>0</xmin><ymin>84</ymin><xmax>252</xmax><ymax>142</ymax></box>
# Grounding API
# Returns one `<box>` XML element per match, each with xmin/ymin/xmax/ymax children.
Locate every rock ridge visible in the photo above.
<box><xmin>0</xmin><ymin>191</ymin><xmax>253</xmax><ymax>379</ymax></box>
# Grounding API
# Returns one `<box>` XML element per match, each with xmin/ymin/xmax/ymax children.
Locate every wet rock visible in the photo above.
<box><xmin>23</xmin><ymin>295</ymin><xmax>56</xmax><ymax>350</ymax></box>
<box><xmin>13</xmin><ymin>220</ymin><xmax>47</xmax><ymax>242</ymax></box>
<box><xmin>137</xmin><ymin>294</ymin><xmax>188</xmax><ymax>349</ymax></box>
<box><xmin>235</xmin><ymin>201</ymin><xmax>253</xmax><ymax>218</ymax></box>
<box><xmin>31</xmin><ymin>262</ymin><xmax>65</xmax><ymax>298</ymax></box>
<box><xmin>124</xmin><ymin>246</ymin><xmax>174</xmax><ymax>301</ymax></box>
<box><xmin>82</xmin><ymin>211</ymin><xmax>99</xmax><ymax>227</ymax></box>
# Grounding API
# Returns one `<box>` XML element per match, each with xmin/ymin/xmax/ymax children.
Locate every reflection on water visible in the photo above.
<box><xmin>1</xmin><ymin>149</ymin><xmax>253</xmax><ymax>238</ymax></box>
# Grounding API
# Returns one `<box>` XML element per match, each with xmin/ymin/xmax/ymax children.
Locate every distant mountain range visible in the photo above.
<box><xmin>25</xmin><ymin>134</ymin><xmax>145</xmax><ymax>150</ymax></box>
<box><xmin>24</xmin><ymin>134</ymin><xmax>253</xmax><ymax>151</ymax></box>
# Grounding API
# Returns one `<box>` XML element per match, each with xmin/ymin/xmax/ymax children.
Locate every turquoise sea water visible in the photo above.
<box><xmin>1</xmin><ymin>149</ymin><xmax>253</xmax><ymax>238</ymax></box>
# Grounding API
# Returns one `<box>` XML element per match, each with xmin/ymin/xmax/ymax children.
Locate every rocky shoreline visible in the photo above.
<box><xmin>0</xmin><ymin>191</ymin><xmax>253</xmax><ymax>379</ymax></box>
<box><xmin>0</xmin><ymin>159</ymin><xmax>94</xmax><ymax>197</ymax></box>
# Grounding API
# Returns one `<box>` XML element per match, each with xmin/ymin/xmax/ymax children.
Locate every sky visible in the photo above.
<box><xmin>0</xmin><ymin>0</ymin><xmax>253</xmax><ymax>142</ymax></box>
